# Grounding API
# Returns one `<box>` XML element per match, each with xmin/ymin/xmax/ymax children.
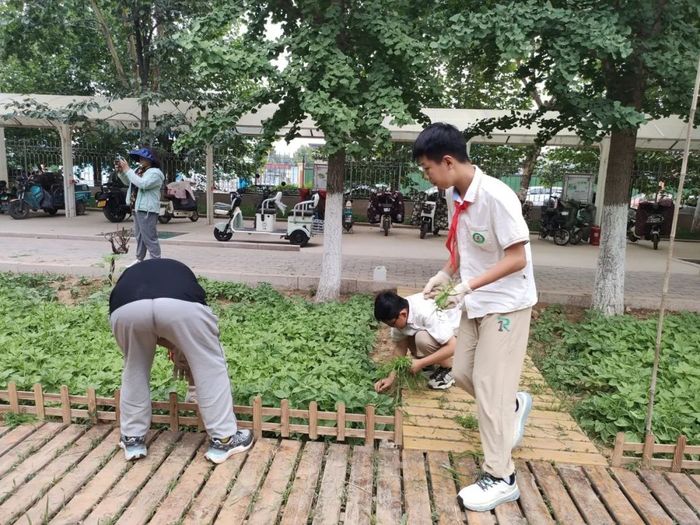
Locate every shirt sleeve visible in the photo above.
<box><xmin>491</xmin><ymin>190</ymin><xmax>530</xmax><ymax>249</ymax></box>
<box><xmin>125</xmin><ymin>168</ymin><xmax>164</xmax><ymax>190</ymax></box>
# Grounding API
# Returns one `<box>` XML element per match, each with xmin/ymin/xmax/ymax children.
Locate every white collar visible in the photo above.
<box><xmin>452</xmin><ymin>166</ymin><xmax>483</xmax><ymax>204</ymax></box>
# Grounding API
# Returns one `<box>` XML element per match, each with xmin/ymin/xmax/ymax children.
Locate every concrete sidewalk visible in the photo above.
<box><xmin>0</xmin><ymin>212</ymin><xmax>698</xmax><ymax>310</ymax></box>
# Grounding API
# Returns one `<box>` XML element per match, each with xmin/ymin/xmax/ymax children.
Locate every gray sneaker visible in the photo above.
<box><xmin>205</xmin><ymin>429</ymin><xmax>254</xmax><ymax>464</ymax></box>
<box><xmin>119</xmin><ymin>435</ymin><xmax>147</xmax><ymax>461</ymax></box>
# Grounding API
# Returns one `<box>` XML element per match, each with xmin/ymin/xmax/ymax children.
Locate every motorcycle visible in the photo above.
<box><xmin>159</xmin><ymin>179</ymin><xmax>199</xmax><ymax>224</ymax></box>
<box><xmin>95</xmin><ymin>174</ymin><xmax>130</xmax><ymax>223</ymax></box>
<box><xmin>0</xmin><ymin>181</ymin><xmax>16</xmax><ymax>214</ymax></box>
<box><xmin>417</xmin><ymin>187</ymin><xmax>447</xmax><ymax>239</ymax></box>
<box><xmin>569</xmin><ymin>202</ymin><xmax>596</xmax><ymax>245</ymax></box>
<box><xmin>626</xmin><ymin>208</ymin><xmax>639</xmax><ymax>242</ymax></box>
<box><xmin>635</xmin><ymin>199</ymin><xmax>673</xmax><ymax>250</ymax></box>
<box><xmin>539</xmin><ymin>197</ymin><xmax>577</xmax><ymax>245</ymax></box>
<box><xmin>343</xmin><ymin>192</ymin><xmax>354</xmax><ymax>233</ymax></box>
<box><xmin>368</xmin><ymin>188</ymin><xmax>404</xmax><ymax>236</ymax></box>
<box><xmin>8</xmin><ymin>172</ymin><xmax>87</xmax><ymax>220</ymax></box>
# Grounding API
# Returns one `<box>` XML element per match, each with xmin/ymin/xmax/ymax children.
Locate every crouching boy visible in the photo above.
<box><xmin>109</xmin><ymin>258</ymin><xmax>253</xmax><ymax>464</ymax></box>
<box><xmin>373</xmin><ymin>291</ymin><xmax>460</xmax><ymax>391</ymax></box>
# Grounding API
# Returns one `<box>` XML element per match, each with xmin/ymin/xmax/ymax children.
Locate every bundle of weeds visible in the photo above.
<box><xmin>379</xmin><ymin>356</ymin><xmax>426</xmax><ymax>403</ymax></box>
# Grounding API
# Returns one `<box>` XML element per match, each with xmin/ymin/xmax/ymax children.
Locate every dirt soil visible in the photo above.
<box><xmin>370</xmin><ymin>325</ymin><xmax>395</xmax><ymax>365</ymax></box>
<box><xmin>52</xmin><ymin>276</ymin><xmax>107</xmax><ymax>305</ymax></box>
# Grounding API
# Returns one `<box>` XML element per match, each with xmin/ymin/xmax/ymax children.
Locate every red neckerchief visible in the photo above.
<box><xmin>446</xmin><ymin>198</ymin><xmax>470</xmax><ymax>271</ymax></box>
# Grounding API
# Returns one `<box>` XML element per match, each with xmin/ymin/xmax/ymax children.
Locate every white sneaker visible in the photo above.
<box><xmin>458</xmin><ymin>472</ymin><xmax>519</xmax><ymax>512</ymax></box>
<box><xmin>185</xmin><ymin>385</ymin><xmax>197</xmax><ymax>404</ymax></box>
<box><xmin>125</xmin><ymin>259</ymin><xmax>143</xmax><ymax>268</ymax></box>
<box><xmin>513</xmin><ymin>391</ymin><xmax>532</xmax><ymax>449</ymax></box>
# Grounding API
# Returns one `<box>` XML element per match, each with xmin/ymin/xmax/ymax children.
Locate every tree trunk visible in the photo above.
<box><xmin>592</xmin><ymin>128</ymin><xmax>638</xmax><ymax>315</ymax></box>
<box><xmin>519</xmin><ymin>145</ymin><xmax>541</xmax><ymax>196</ymax></box>
<box><xmin>314</xmin><ymin>150</ymin><xmax>345</xmax><ymax>302</ymax></box>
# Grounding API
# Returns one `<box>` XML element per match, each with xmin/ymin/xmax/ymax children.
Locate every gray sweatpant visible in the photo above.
<box><xmin>110</xmin><ymin>298</ymin><xmax>237</xmax><ymax>438</ymax></box>
<box><xmin>133</xmin><ymin>211</ymin><xmax>161</xmax><ymax>261</ymax></box>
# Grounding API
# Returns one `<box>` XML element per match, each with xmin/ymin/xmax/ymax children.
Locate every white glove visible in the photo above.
<box><xmin>443</xmin><ymin>281</ymin><xmax>473</xmax><ymax>309</ymax></box>
<box><xmin>423</xmin><ymin>270</ymin><xmax>451</xmax><ymax>299</ymax></box>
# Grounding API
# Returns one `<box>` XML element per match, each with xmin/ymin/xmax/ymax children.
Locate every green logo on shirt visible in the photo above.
<box><xmin>472</xmin><ymin>232</ymin><xmax>486</xmax><ymax>244</ymax></box>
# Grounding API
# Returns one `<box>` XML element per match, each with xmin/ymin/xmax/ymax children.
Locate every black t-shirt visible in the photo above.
<box><xmin>109</xmin><ymin>258</ymin><xmax>207</xmax><ymax>314</ymax></box>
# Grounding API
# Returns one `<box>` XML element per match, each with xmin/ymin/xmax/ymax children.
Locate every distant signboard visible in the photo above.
<box><xmin>563</xmin><ymin>174</ymin><xmax>594</xmax><ymax>203</ymax></box>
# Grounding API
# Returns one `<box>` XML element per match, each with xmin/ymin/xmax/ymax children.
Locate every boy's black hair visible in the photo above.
<box><xmin>374</xmin><ymin>291</ymin><xmax>409</xmax><ymax>323</ymax></box>
<box><xmin>412</xmin><ymin>122</ymin><xmax>470</xmax><ymax>163</ymax></box>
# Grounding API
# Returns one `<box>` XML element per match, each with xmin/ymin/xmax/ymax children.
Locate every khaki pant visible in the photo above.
<box><xmin>407</xmin><ymin>330</ymin><xmax>455</xmax><ymax>367</ymax></box>
<box><xmin>407</xmin><ymin>331</ymin><xmax>441</xmax><ymax>358</ymax></box>
<box><xmin>452</xmin><ymin>307</ymin><xmax>532</xmax><ymax>479</ymax></box>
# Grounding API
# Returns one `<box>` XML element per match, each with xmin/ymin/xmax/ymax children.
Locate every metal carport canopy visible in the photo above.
<box><xmin>2</xmin><ymin>93</ymin><xmax>699</xmax><ymax>224</ymax></box>
<box><xmin>1</xmin><ymin>94</ymin><xmax>698</xmax><ymax>150</ymax></box>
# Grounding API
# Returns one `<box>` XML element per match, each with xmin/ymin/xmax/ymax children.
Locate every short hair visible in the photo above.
<box><xmin>412</xmin><ymin>122</ymin><xmax>470</xmax><ymax>163</ymax></box>
<box><xmin>374</xmin><ymin>291</ymin><xmax>409</xmax><ymax>323</ymax></box>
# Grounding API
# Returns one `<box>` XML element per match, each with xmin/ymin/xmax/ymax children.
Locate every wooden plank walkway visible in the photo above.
<box><xmin>1</xmin><ymin>423</ymin><xmax>698</xmax><ymax>524</ymax></box>
<box><xmin>401</xmin><ymin>357</ymin><xmax>609</xmax><ymax>465</ymax></box>
<box><xmin>394</xmin><ymin>286</ymin><xmax>607</xmax><ymax>465</ymax></box>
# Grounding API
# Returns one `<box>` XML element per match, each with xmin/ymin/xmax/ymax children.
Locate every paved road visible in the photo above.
<box><xmin>0</xmin><ymin>211</ymin><xmax>698</xmax><ymax>308</ymax></box>
<box><xmin>0</xmin><ymin>233</ymin><xmax>697</xmax><ymax>310</ymax></box>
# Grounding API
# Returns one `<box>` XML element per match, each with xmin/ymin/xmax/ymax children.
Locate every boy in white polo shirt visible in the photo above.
<box><xmin>373</xmin><ymin>291</ymin><xmax>461</xmax><ymax>391</ymax></box>
<box><xmin>415</xmin><ymin>123</ymin><xmax>537</xmax><ymax>512</ymax></box>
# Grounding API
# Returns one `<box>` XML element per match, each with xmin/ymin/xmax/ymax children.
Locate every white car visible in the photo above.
<box><xmin>526</xmin><ymin>186</ymin><xmax>562</xmax><ymax>206</ymax></box>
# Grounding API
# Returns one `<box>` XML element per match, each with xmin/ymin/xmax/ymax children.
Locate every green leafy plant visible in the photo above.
<box><xmin>529</xmin><ymin>307</ymin><xmax>700</xmax><ymax>445</ymax></box>
<box><xmin>433</xmin><ymin>282</ymin><xmax>457</xmax><ymax>311</ymax></box>
<box><xmin>2</xmin><ymin>413</ymin><xmax>38</xmax><ymax>428</ymax></box>
<box><xmin>0</xmin><ymin>273</ymin><xmax>394</xmax><ymax>417</ymax></box>
<box><xmin>454</xmin><ymin>414</ymin><xmax>478</xmax><ymax>431</ymax></box>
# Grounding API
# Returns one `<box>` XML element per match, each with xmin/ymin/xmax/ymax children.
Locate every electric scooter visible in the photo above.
<box><xmin>159</xmin><ymin>180</ymin><xmax>199</xmax><ymax>223</ymax></box>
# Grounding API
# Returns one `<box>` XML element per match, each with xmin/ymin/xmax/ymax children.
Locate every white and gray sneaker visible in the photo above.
<box><xmin>458</xmin><ymin>472</ymin><xmax>519</xmax><ymax>512</ymax></box>
<box><xmin>119</xmin><ymin>435</ymin><xmax>147</xmax><ymax>461</ymax></box>
<box><xmin>513</xmin><ymin>391</ymin><xmax>533</xmax><ymax>449</ymax></box>
<box><xmin>205</xmin><ymin>429</ymin><xmax>254</xmax><ymax>464</ymax></box>
<box><xmin>427</xmin><ymin>367</ymin><xmax>455</xmax><ymax>390</ymax></box>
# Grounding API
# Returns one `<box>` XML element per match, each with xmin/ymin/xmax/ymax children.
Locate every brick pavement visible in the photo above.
<box><xmin>0</xmin><ymin>235</ymin><xmax>697</xmax><ymax>311</ymax></box>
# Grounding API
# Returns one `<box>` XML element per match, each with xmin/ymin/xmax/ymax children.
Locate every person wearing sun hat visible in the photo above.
<box><xmin>115</xmin><ymin>148</ymin><xmax>165</xmax><ymax>267</ymax></box>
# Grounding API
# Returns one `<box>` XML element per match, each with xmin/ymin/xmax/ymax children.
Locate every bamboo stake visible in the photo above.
<box><xmin>644</xmin><ymin>55</ymin><xmax>700</xmax><ymax>439</ymax></box>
